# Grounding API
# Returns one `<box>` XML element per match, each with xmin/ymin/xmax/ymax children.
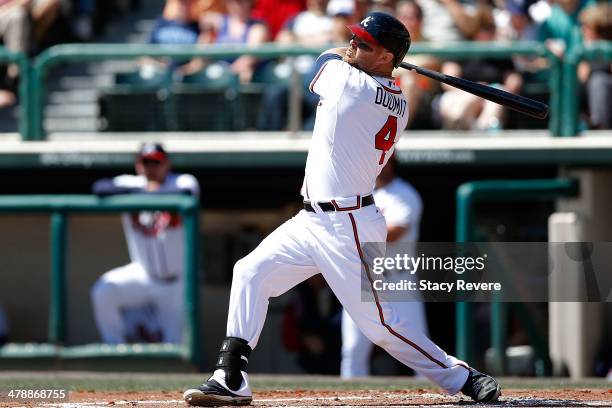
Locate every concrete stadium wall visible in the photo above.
<box><xmin>549</xmin><ymin>168</ymin><xmax>612</xmax><ymax>378</ymax></box>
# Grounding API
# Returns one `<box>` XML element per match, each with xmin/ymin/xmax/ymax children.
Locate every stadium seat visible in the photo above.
<box><xmin>114</xmin><ymin>65</ymin><xmax>173</xmax><ymax>88</ymax></box>
<box><xmin>251</xmin><ymin>61</ymin><xmax>293</xmax><ymax>85</ymax></box>
<box><xmin>171</xmin><ymin>62</ymin><xmax>239</xmax><ymax>131</ymax></box>
<box><xmin>98</xmin><ymin>66</ymin><xmax>172</xmax><ymax>132</ymax></box>
<box><xmin>236</xmin><ymin>61</ymin><xmax>295</xmax><ymax>130</ymax></box>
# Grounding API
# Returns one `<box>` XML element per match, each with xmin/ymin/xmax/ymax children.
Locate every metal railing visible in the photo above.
<box><xmin>20</xmin><ymin>41</ymin><xmax>560</xmax><ymax>140</ymax></box>
<box><xmin>0</xmin><ymin>194</ymin><xmax>201</xmax><ymax>365</ymax></box>
<box><xmin>455</xmin><ymin>179</ymin><xmax>579</xmax><ymax>373</ymax></box>
<box><xmin>560</xmin><ymin>41</ymin><xmax>612</xmax><ymax>136</ymax></box>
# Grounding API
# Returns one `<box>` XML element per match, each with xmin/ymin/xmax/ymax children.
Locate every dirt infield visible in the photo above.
<box><xmin>33</xmin><ymin>388</ymin><xmax>611</xmax><ymax>407</ymax></box>
<box><xmin>0</xmin><ymin>373</ymin><xmax>610</xmax><ymax>408</ymax></box>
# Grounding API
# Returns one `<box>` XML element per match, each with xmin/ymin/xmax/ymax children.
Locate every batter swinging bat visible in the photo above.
<box><xmin>399</xmin><ymin>61</ymin><xmax>549</xmax><ymax>119</ymax></box>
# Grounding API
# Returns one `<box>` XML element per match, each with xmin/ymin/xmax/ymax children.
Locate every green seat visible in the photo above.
<box><xmin>180</xmin><ymin>62</ymin><xmax>238</xmax><ymax>87</ymax></box>
<box><xmin>114</xmin><ymin>66</ymin><xmax>173</xmax><ymax>88</ymax></box>
<box><xmin>98</xmin><ymin>66</ymin><xmax>173</xmax><ymax>131</ymax></box>
<box><xmin>172</xmin><ymin>62</ymin><xmax>239</xmax><ymax>131</ymax></box>
<box><xmin>251</xmin><ymin>61</ymin><xmax>293</xmax><ymax>85</ymax></box>
<box><xmin>98</xmin><ymin>88</ymin><xmax>168</xmax><ymax>131</ymax></box>
<box><xmin>236</xmin><ymin>61</ymin><xmax>296</xmax><ymax>130</ymax></box>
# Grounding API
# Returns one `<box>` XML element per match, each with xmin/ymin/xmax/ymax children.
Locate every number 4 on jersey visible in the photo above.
<box><xmin>375</xmin><ymin>115</ymin><xmax>398</xmax><ymax>164</ymax></box>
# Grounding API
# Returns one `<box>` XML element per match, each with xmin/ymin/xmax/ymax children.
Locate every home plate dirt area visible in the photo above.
<box><xmin>1</xmin><ymin>373</ymin><xmax>610</xmax><ymax>407</ymax></box>
<box><xmin>41</xmin><ymin>388</ymin><xmax>612</xmax><ymax>408</ymax></box>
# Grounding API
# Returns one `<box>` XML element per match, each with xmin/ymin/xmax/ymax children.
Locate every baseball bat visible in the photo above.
<box><xmin>399</xmin><ymin>61</ymin><xmax>548</xmax><ymax>119</ymax></box>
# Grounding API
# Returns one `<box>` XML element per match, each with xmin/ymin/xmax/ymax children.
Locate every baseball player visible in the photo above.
<box><xmin>341</xmin><ymin>154</ymin><xmax>428</xmax><ymax>378</ymax></box>
<box><xmin>184</xmin><ymin>12</ymin><xmax>500</xmax><ymax>406</ymax></box>
<box><xmin>91</xmin><ymin>143</ymin><xmax>199</xmax><ymax>344</ymax></box>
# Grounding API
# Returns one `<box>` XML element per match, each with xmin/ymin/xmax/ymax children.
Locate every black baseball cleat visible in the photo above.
<box><xmin>185</xmin><ymin>338</ymin><xmax>253</xmax><ymax>406</ymax></box>
<box><xmin>461</xmin><ymin>369</ymin><xmax>501</xmax><ymax>403</ymax></box>
<box><xmin>183</xmin><ymin>375</ymin><xmax>252</xmax><ymax>407</ymax></box>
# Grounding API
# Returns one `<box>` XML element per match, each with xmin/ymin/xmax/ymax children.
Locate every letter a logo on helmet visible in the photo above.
<box><xmin>348</xmin><ymin>12</ymin><xmax>411</xmax><ymax>68</ymax></box>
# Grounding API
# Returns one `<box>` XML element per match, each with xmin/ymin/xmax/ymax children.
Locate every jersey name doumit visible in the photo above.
<box><xmin>302</xmin><ymin>53</ymin><xmax>409</xmax><ymax>201</ymax></box>
<box><xmin>375</xmin><ymin>87</ymin><xmax>407</xmax><ymax>117</ymax></box>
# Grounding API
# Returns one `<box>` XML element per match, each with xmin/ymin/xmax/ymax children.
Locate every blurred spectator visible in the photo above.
<box><xmin>196</xmin><ymin>0</ymin><xmax>269</xmax><ymax>82</ymax></box>
<box><xmin>34</xmin><ymin>0</ymin><xmax>98</xmax><ymax>51</ymax></box>
<box><xmin>328</xmin><ymin>0</ymin><xmax>358</xmax><ymax>42</ymax></box>
<box><xmin>282</xmin><ymin>274</ymin><xmax>342</xmax><ymax>374</ymax></box>
<box><xmin>0</xmin><ymin>0</ymin><xmax>30</xmax><ymax>107</ymax></box>
<box><xmin>539</xmin><ymin>0</ymin><xmax>596</xmax><ymax>58</ymax></box>
<box><xmin>396</xmin><ymin>0</ymin><xmax>424</xmax><ymax>41</ymax></box>
<box><xmin>141</xmin><ymin>0</ymin><xmax>207</xmax><ymax>73</ymax></box>
<box><xmin>370</xmin><ymin>0</ymin><xmax>397</xmax><ymax>14</ymax></box>
<box><xmin>31</xmin><ymin>0</ymin><xmax>61</xmax><ymax>44</ymax></box>
<box><xmin>251</xmin><ymin>0</ymin><xmax>305</xmax><ymax>40</ymax></box>
<box><xmin>257</xmin><ymin>0</ymin><xmax>341</xmax><ymax>130</ymax></box>
<box><xmin>393</xmin><ymin>0</ymin><xmax>441</xmax><ymax>128</ymax></box>
<box><xmin>419</xmin><ymin>0</ymin><xmax>479</xmax><ymax>42</ymax></box>
<box><xmin>497</xmin><ymin>0</ymin><xmax>539</xmax><ymax>41</ymax></box>
<box><xmin>149</xmin><ymin>0</ymin><xmax>207</xmax><ymax>46</ymax></box>
<box><xmin>276</xmin><ymin>0</ymin><xmax>332</xmax><ymax>46</ymax></box>
<box><xmin>91</xmin><ymin>142</ymin><xmax>200</xmax><ymax>344</ymax></box>
<box><xmin>435</xmin><ymin>7</ymin><xmax>523</xmax><ymax>130</ymax></box>
<box><xmin>496</xmin><ymin>0</ymin><xmax>549</xmax><ymax>77</ymax></box>
<box><xmin>578</xmin><ymin>3</ymin><xmax>612</xmax><ymax>129</ymax></box>
<box><xmin>71</xmin><ymin>0</ymin><xmax>96</xmax><ymax>41</ymax></box>
<box><xmin>142</xmin><ymin>0</ymin><xmax>223</xmax><ymax>73</ymax></box>
<box><xmin>353</xmin><ymin>0</ymin><xmax>370</xmax><ymax>20</ymax></box>
<box><xmin>72</xmin><ymin>0</ymin><xmax>145</xmax><ymax>42</ymax></box>
<box><xmin>528</xmin><ymin>0</ymin><xmax>552</xmax><ymax>24</ymax></box>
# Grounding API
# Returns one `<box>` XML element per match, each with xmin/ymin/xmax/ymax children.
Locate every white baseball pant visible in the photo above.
<box><xmin>341</xmin><ymin>301</ymin><xmax>428</xmax><ymax>378</ymax></box>
<box><xmin>91</xmin><ymin>262</ymin><xmax>183</xmax><ymax>344</ymax></box>
<box><xmin>226</xmin><ymin>205</ymin><xmax>470</xmax><ymax>394</ymax></box>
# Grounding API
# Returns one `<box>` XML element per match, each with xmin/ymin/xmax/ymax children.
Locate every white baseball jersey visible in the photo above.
<box><xmin>374</xmin><ymin>177</ymin><xmax>422</xmax><ymax>243</ymax></box>
<box><xmin>302</xmin><ymin>54</ymin><xmax>409</xmax><ymax>201</ymax></box>
<box><xmin>112</xmin><ymin>173</ymin><xmax>199</xmax><ymax>281</ymax></box>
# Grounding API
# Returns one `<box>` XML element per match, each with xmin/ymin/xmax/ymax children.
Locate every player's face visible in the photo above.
<box><xmin>136</xmin><ymin>157</ymin><xmax>170</xmax><ymax>183</ymax></box>
<box><xmin>345</xmin><ymin>35</ymin><xmax>393</xmax><ymax>73</ymax></box>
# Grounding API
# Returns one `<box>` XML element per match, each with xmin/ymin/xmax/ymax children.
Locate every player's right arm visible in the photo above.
<box><xmin>93</xmin><ymin>174</ymin><xmax>198</xmax><ymax>197</ymax></box>
<box><xmin>93</xmin><ymin>177</ymin><xmax>139</xmax><ymax>196</ymax></box>
<box><xmin>93</xmin><ymin>175</ymin><xmax>147</xmax><ymax>196</ymax></box>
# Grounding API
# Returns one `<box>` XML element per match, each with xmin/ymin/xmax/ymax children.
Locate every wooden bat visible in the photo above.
<box><xmin>399</xmin><ymin>61</ymin><xmax>548</xmax><ymax>119</ymax></box>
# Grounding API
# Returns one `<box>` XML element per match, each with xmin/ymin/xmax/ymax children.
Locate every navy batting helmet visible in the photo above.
<box><xmin>347</xmin><ymin>12</ymin><xmax>411</xmax><ymax>68</ymax></box>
